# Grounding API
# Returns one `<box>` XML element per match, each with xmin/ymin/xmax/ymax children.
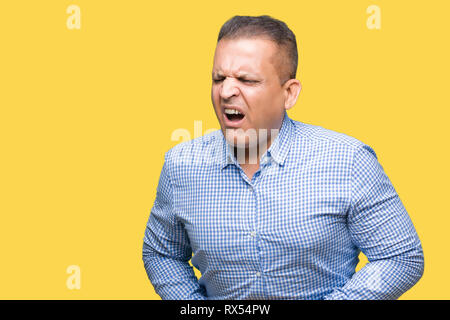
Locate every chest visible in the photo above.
<box><xmin>172</xmin><ymin>162</ymin><xmax>351</xmax><ymax>256</ymax></box>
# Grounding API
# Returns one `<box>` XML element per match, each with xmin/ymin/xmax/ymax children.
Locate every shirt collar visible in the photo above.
<box><xmin>220</xmin><ymin>111</ymin><xmax>294</xmax><ymax>169</ymax></box>
<box><xmin>220</xmin><ymin>137</ymin><xmax>236</xmax><ymax>169</ymax></box>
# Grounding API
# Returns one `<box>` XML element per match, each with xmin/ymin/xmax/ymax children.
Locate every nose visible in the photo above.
<box><xmin>220</xmin><ymin>77</ymin><xmax>239</xmax><ymax>100</ymax></box>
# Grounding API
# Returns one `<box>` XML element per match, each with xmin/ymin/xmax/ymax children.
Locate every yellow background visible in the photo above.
<box><xmin>0</xmin><ymin>0</ymin><xmax>448</xmax><ymax>299</ymax></box>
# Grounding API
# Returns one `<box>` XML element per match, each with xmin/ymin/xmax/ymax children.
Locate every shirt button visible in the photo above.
<box><xmin>250</xmin><ymin>231</ymin><xmax>257</xmax><ymax>237</ymax></box>
<box><xmin>256</xmin><ymin>272</ymin><xmax>261</xmax><ymax>277</ymax></box>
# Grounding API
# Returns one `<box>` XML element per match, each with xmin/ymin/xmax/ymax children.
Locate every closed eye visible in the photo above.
<box><xmin>238</xmin><ymin>78</ymin><xmax>258</xmax><ymax>83</ymax></box>
<box><xmin>212</xmin><ymin>77</ymin><xmax>258</xmax><ymax>84</ymax></box>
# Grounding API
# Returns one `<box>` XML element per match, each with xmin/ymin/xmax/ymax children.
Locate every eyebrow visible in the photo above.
<box><xmin>212</xmin><ymin>71</ymin><xmax>258</xmax><ymax>78</ymax></box>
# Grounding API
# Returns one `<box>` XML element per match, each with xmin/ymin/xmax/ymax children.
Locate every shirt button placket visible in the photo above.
<box><xmin>246</xmin><ymin>183</ymin><xmax>259</xmax><ymax>280</ymax></box>
<box><xmin>252</xmin><ymin>185</ymin><xmax>264</xmax><ymax>296</ymax></box>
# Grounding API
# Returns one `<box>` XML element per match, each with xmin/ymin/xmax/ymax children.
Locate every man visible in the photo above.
<box><xmin>142</xmin><ymin>15</ymin><xmax>424</xmax><ymax>300</ymax></box>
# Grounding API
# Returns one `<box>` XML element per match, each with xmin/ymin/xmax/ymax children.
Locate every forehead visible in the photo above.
<box><xmin>212</xmin><ymin>38</ymin><xmax>279</xmax><ymax>76</ymax></box>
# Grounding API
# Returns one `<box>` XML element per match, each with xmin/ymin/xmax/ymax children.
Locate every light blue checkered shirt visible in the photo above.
<box><xmin>142</xmin><ymin>112</ymin><xmax>424</xmax><ymax>300</ymax></box>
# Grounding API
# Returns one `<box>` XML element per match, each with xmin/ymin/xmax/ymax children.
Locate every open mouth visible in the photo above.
<box><xmin>224</xmin><ymin>108</ymin><xmax>245</xmax><ymax>122</ymax></box>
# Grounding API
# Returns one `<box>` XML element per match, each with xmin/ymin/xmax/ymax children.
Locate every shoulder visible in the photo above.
<box><xmin>164</xmin><ymin>129</ymin><xmax>224</xmax><ymax>168</ymax></box>
<box><xmin>290</xmin><ymin>119</ymin><xmax>364</xmax><ymax>149</ymax></box>
<box><xmin>288</xmin><ymin>118</ymin><xmax>377</xmax><ymax>162</ymax></box>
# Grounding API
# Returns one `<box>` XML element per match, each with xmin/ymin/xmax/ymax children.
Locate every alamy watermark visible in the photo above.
<box><xmin>170</xmin><ymin>120</ymin><xmax>279</xmax><ymax>166</ymax></box>
<box><xmin>66</xmin><ymin>5</ymin><xmax>81</xmax><ymax>30</ymax></box>
<box><xmin>366</xmin><ymin>5</ymin><xmax>381</xmax><ymax>30</ymax></box>
<box><xmin>66</xmin><ymin>265</ymin><xmax>81</xmax><ymax>290</ymax></box>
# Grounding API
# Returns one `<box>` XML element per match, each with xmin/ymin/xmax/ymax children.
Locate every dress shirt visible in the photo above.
<box><xmin>142</xmin><ymin>112</ymin><xmax>424</xmax><ymax>300</ymax></box>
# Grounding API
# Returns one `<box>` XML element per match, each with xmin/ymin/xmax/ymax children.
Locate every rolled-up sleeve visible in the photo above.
<box><xmin>324</xmin><ymin>144</ymin><xmax>424</xmax><ymax>300</ymax></box>
<box><xmin>142</xmin><ymin>152</ymin><xmax>207</xmax><ymax>300</ymax></box>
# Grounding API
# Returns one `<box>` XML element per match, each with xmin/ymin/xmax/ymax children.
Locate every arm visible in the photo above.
<box><xmin>324</xmin><ymin>145</ymin><xmax>424</xmax><ymax>300</ymax></box>
<box><xmin>142</xmin><ymin>153</ymin><xmax>207</xmax><ymax>300</ymax></box>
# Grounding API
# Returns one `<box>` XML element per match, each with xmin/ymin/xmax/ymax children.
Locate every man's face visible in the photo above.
<box><xmin>211</xmin><ymin>37</ymin><xmax>288</xmax><ymax>149</ymax></box>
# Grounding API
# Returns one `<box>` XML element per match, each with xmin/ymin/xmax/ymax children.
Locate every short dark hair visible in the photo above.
<box><xmin>217</xmin><ymin>15</ymin><xmax>298</xmax><ymax>84</ymax></box>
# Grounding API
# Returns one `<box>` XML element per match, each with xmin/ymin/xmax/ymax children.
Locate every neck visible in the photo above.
<box><xmin>232</xmin><ymin>131</ymin><xmax>276</xmax><ymax>166</ymax></box>
<box><xmin>233</xmin><ymin>145</ymin><xmax>264</xmax><ymax>166</ymax></box>
<box><xmin>228</xmin><ymin>115</ymin><xmax>284</xmax><ymax>166</ymax></box>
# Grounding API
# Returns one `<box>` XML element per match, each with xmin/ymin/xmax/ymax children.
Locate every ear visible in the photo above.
<box><xmin>283</xmin><ymin>79</ymin><xmax>302</xmax><ymax>110</ymax></box>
